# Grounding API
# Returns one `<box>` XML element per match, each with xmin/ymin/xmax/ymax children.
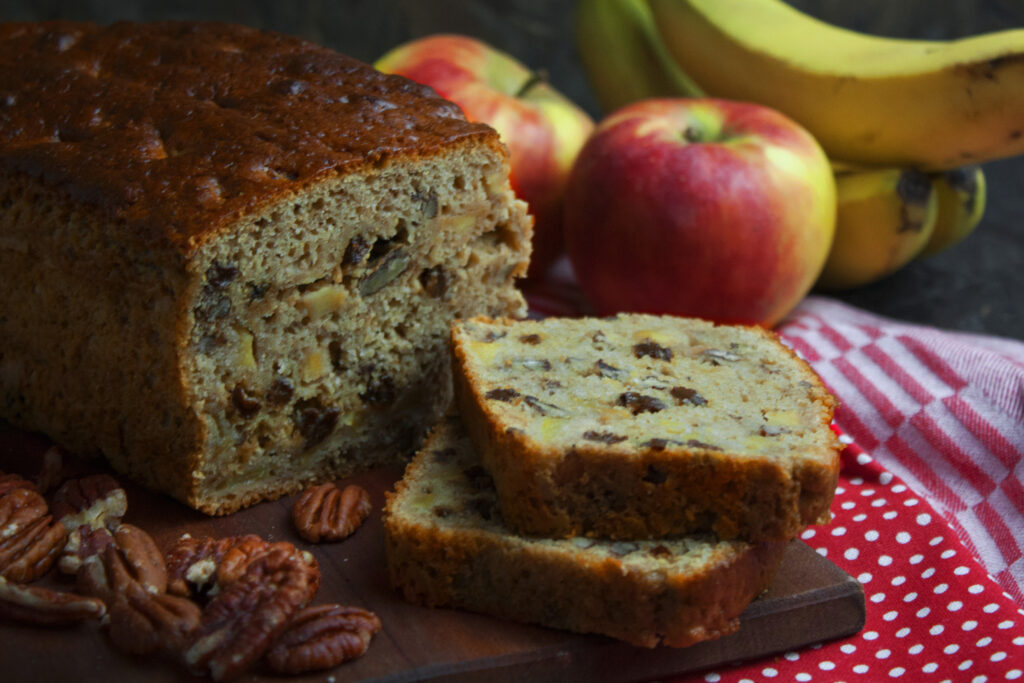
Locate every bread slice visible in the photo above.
<box><xmin>0</xmin><ymin>21</ymin><xmax>530</xmax><ymax>514</ymax></box>
<box><xmin>383</xmin><ymin>414</ymin><xmax>787</xmax><ymax>648</ymax></box>
<box><xmin>451</xmin><ymin>315</ymin><xmax>840</xmax><ymax>541</ymax></box>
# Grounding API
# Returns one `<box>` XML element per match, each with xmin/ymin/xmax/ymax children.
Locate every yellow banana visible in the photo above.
<box><xmin>574</xmin><ymin>0</ymin><xmax>702</xmax><ymax>114</ymax></box>
<box><xmin>647</xmin><ymin>0</ymin><xmax>1024</xmax><ymax>170</ymax></box>
<box><xmin>817</xmin><ymin>167</ymin><xmax>938</xmax><ymax>290</ymax></box>
<box><xmin>920</xmin><ymin>165</ymin><xmax>987</xmax><ymax>257</ymax></box>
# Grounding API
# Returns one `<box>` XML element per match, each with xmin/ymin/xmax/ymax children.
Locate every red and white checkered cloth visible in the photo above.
<box><xmin>780</xmin><ymin>296</ymin><xmax>1024</xmax><ymax>606</ymax></box>
<box><xmin>525</xmin><ymin>274</ymin><xmax>1024</xmax><ymax>681</ymax></box>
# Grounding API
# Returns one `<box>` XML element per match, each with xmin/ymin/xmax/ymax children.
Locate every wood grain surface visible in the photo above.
<box><xmin>0</xmin><ymin>424</ymin><xmax>864</xmax><ymax>682</ymax></box>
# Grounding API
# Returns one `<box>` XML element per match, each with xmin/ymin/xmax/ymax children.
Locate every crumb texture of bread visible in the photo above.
<box><xmin>383</xmin><ymin>415</ymin><xmax>787</xmax><ymax>648</ymax></box>
<box><xmin>451</xmin><ymin>314</ymin><xmax>841</xmax><ymax>541</ymax></box>
<box><xmin>0</xmin><ymin>21</ymin><xmax>531</xmax><ymax>514</ymax></box>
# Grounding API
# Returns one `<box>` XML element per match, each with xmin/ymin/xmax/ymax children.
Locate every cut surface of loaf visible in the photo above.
<box><xmin>0</xmin><ymin>21</ymin><xmax>530</xmax><ymax>514</ymax></box>
<box><xmin>451</xmin><ymin>315</ymin><xmax>840</xmax><ymax>541</ymax></box>
<box><xmin>384</xmin><ymin>414</ymin><xmax>788</xmax><ymax>648</ymax></box>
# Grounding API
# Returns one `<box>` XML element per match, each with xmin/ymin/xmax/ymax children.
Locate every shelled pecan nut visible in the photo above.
<box><xmin>292</xmin><ymin>483</ymin><xmax>372</xmax><ymax>543</ymax></box>
<box><xmin>67</xmin><ymin>525</ymin><xmax>199</xmax><ymax>657</ymax></box>
<box><xmin>105</xmin><ymin>578</ymin><xmax>202</xmax><ymax>657</ymax></box>
<box><xmin>113</xmin><ymin>524</ymin><xmax>168</xmax><ymax>594</ymax></box>
<box><xmin>265</xmin><ymin>604</ymin><xmax>381</xmax><ymax>674</ymax></box>
<box><xmin>184</xmin><ymin>545</ymin><xmax>320</xmax><ymax>681</ymax></box>
<box><xmin>0</xmin><ymin>474</ymin><xmax>67</xmax><ymax>583</ymax></box>
<box><xmin>166</xmin><ymin>534</ymin><xmax>269</xmax><ymax>598</ymax></box>
<box><xmin>58</xmin><ymin>523</ymin><xmax>114</xmax><ymax>576</ymax></box>
<box><xmin>0</xmin><ymin>575</ymin><xmax>106</xmax><ymax>626</ymax></box>
<box><xmin>0</xmin><ymin>474</ymin><xmax>46</xmax><ymax>532</ymax></box>
<box><xmin>50</xmin><ymin>474</ymin><xmax>127</xmax><ymax>531</ymax></box>
<box><xmin>0</xmin><ymin>472</ymin><xmax>38</xmax><ymax>496</ymax></box>
<box><xmin>75</xmin><ymin>525</ymin><xmax>168</xmax><ymax>601</ymax></box>
<box><xmin>217</xmin><ymin>538</ymin><xmax>290</xmax><ymax>588</ymax></box>
<box><xmin>167</xmin><ymin>534</ymin><xmax>319</xmax><ymax>600</ymax></box>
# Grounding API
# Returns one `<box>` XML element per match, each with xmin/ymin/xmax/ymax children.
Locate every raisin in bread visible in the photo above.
<box><xmin>0</xmin><ymin>21</ymin><xmax>531</xmax><ymax>514</ymax></box>
<box><xmin>451</xmin><ymin>315</ymin><xmax>840</xmax><ymax>541</ymax></box>
<box><xmin>383</xmin><ymin>414</ymin><xmax>787</xmax><ymax>648</ymax></box>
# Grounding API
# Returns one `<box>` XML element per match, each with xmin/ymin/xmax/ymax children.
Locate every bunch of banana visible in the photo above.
<box><xmin>644</xmin><ymin>0</ymin><xmax>1024</xmax><ymax>170</ymax></box>
<box><xmin>818</xmin><ymin>163</ymin><xmax>986</xmax><ymax>290</ymax></box>
<box><xmin>575</xmin><ymin>0</ymin><xmax>998</xmax><ymax>289</ymax></box>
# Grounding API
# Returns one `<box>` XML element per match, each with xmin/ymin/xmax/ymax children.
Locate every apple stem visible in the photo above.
<box><xmin>515</xmin><ymin>68</ymin><xmax>549</xmax><ymax>98</ymax></box>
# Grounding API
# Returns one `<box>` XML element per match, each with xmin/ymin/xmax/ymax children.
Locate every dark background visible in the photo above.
<box><xmin>4</xmin><ymin>0</ymin><xmax>1022</xmax><ymax>340</ymax></box>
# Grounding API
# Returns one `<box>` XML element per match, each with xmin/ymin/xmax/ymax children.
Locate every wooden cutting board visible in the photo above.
<box><xmin>0</xmin><ymin>425</ymin><xmax>865</xmax><ymax>682</ymax></box>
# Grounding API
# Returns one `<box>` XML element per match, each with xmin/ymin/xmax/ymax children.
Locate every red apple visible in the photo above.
<box><xmin>376</xmin><ymin>34</ymin><xmax>594</xmax><ymax>278</ymax></box>
<box><xmin>564</xmin><ymin>98</ymin><xmax>836</xmax><ymax>327</ymax></box>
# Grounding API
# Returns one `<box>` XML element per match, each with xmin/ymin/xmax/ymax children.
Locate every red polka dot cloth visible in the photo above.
<box><xmin>525</xmin><ymin>279</ymin><xmax>1024</xmax><ymax>682</ymax></box>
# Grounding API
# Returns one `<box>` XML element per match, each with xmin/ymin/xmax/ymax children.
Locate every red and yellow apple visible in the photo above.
<box><xmin>564</xmin><ymin>98</ymin><xmax>836</xmax><ymax>327</ymax></box>
<box><xmin>376</xmin><ymin>34</ymin><xmax>595</xmax><ymax>278</ymax></box>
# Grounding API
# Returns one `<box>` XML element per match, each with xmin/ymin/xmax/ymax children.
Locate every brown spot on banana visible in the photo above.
<box><xmin>986</xmin><ymin>53</ymin><xmax>1024</xmax><ymax>78</ymax></box>
<box><xmin>896</xmin><ymin>170</ymin><xmax>933</xmax><ymax>233</ymax></box>
<box><xmin>944</xmin><ymin>167</ymin><xmax>979</xmax><ymax>215</ymax></box>
<box><xmin>956</xmin><ymin>53</ymin><xmax>1024</xmax><ymax>84</ymax></box>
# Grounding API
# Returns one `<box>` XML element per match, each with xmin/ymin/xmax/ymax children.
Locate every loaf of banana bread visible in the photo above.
<box><xmin>0</xmin><ymin>21</ymin><xmax>531</xmax><ymax>514</ymax></box>
<box><xmin>451</xmin><ymin>315</ymin><xmax>840</xmax><ymax>541</ymax></box>
<box><xmin>384</xmin><ymin>414</ymin><xmax>787</xmax><ymax>647</ymax></box>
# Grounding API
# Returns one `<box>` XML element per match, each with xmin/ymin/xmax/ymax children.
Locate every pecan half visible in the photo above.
<box><xmin>0</xmin><ymin>472</ymin><xmax>38</xmax><ymax>497</ymax></box>
<box><xmin>265</xmin><ymin>604</ymin><xmax>381</xmax><ymax>674</ymax></box>
<box><xmin>0</xmin><ymin>575</ymin><xmax>105</xmax><ymax>626</ymax></box>
<box><xmin>185</xmin><ymin>545</ymin><xmax>319</xmax><ymax>681</ymax></box>
<box><xmin>50</xmin><ymin>474</ymin><xmax>127</xmax><ymax>531</ymax></box>
<box><xmin>105</xmin><ymin>578</ymin><xmax>202</xmax><ymax>657</ymax></box>
<box><xmin>0</xmin><ymin>473</ymin><xmax>45</xmax><ymax>527</ymax></box>
<box><xmin>166</xmin><ymin>534</ymin><xmax>269</xmax><ymax>598</ymax></box>
<box><xmin>113</xmin><ymin>524</ymin><xmax>168</xmax><ymax>594</ymax></box>
<box><xmin>292</xmin><ymin>483</ymin><xmax>372</xmax><ymax>543</ymax></box>
<box><xmin>167</xmin><ymin>535</ymin><xmax>319</xmax><ymax>600</ymax></box>
<box><xmin>57</xmin><ymin>523</ymin><xmax>114</xmax><ymax>576</ymax></box>
<box><xmin>0</xmin><ymin>476</ymin><xmax>66</xmax><ymax>583</ymax></box>
<box><xmin>71</xmin><ymin>528</ymin><xmax>199</xmax><ymax>657</ymax></box>
<box><xmin>75</xmin><ymin>525</ymin><xmax>168</xmax><ymax>602</ymax></box>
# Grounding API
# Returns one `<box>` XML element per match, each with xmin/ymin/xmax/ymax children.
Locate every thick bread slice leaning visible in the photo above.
<box><xmin>450</xmin><ymin>314</ymin><xmax>841</xmax><ymax>541</ymax></box>
<box><xmin>383</xmin><ymin>414</ymin><xmax>787</xmax><ymax>648</ymax></box>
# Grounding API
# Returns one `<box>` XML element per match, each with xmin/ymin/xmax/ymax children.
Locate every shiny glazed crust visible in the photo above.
<box><xmin>0</xmin><ymin>21</ymin><xmax>531</xmax><ymax>514</ymax></box>
<box><xmin>383</xmin><ymin>415</ymin><xmax>788</xmax><ymax>648</ymax></box>
<box><xmin>451</xmin><ymin>315</ymin><xmax>841</xmax><ymax>541</ymax></box>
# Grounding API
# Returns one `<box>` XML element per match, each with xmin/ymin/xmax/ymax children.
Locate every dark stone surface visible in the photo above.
<box><xmin>2</xmin><ymin>0</ymin><xmax>1022</xmax><ymax>340</ymax></box>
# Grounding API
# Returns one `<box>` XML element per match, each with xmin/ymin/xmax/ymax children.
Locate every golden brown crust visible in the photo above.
<box><xmin>0</xmin><ymin>20</ymin><xmax>499</xmax><ymax>258</ymax></box>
